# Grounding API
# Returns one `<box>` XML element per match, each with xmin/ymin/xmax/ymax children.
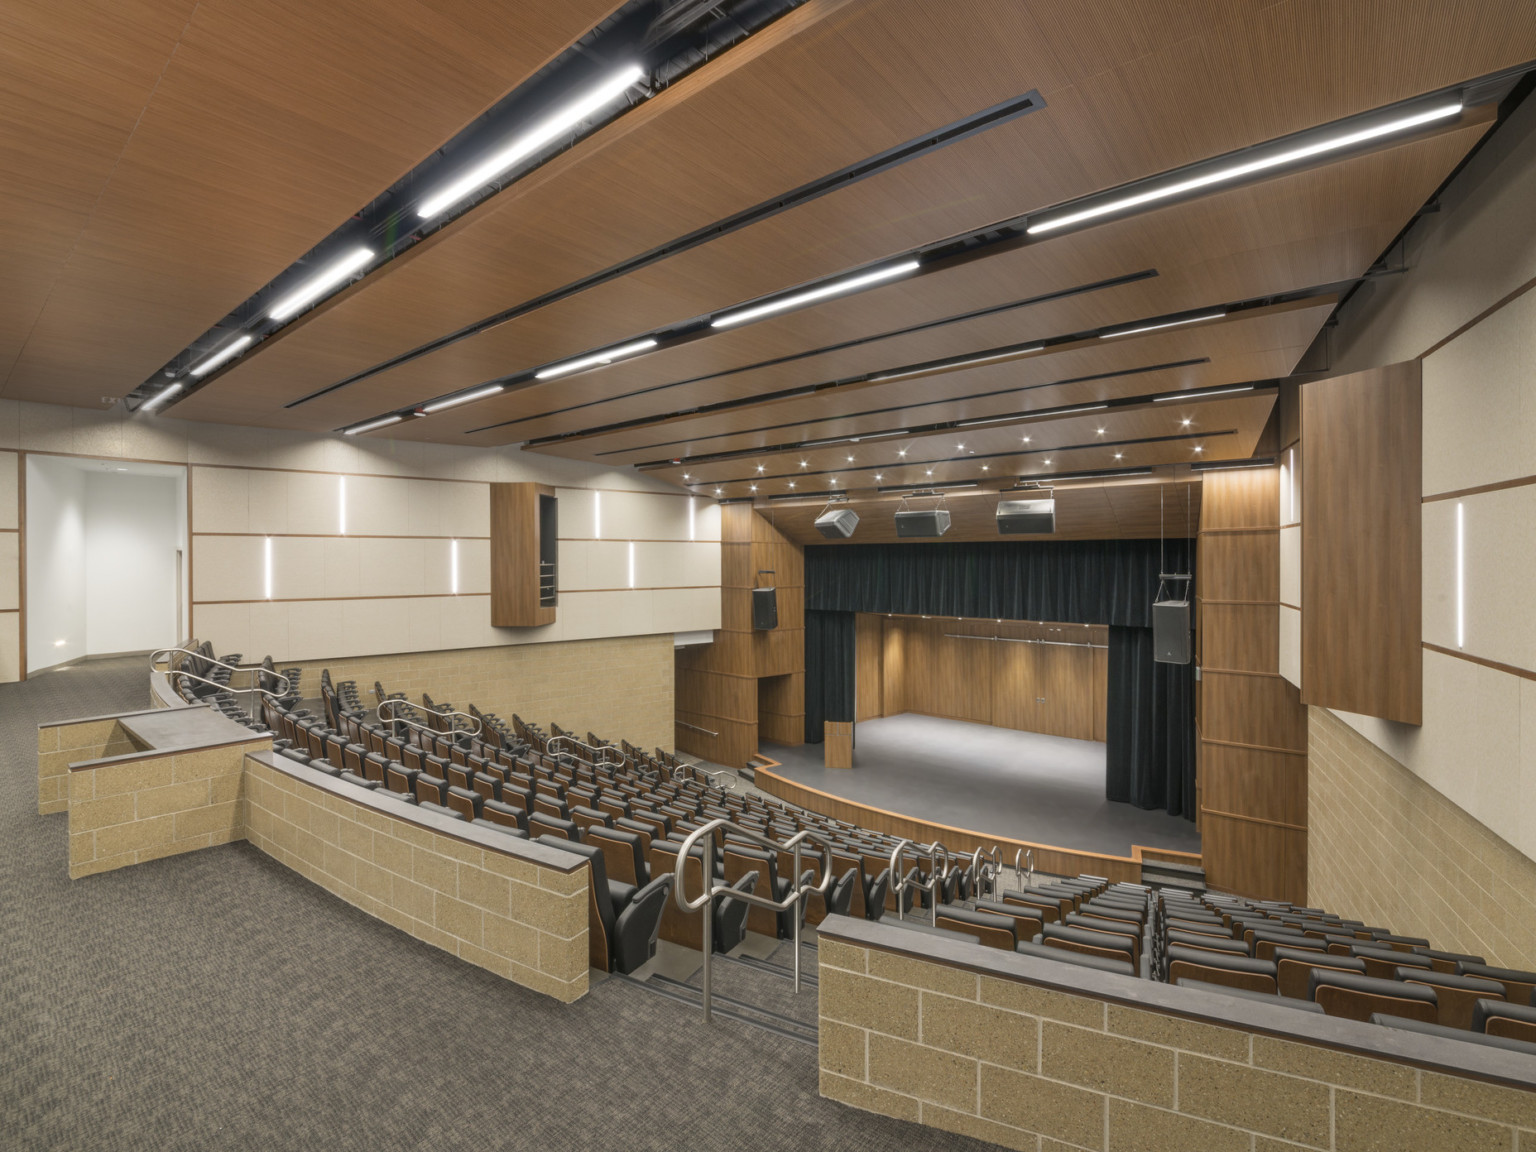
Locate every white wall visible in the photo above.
<box><xmin>83</xmin><ymin>470</ymin><xmax>182</xmax><ymax>655</ymax></box>
<box><xmin>0</xmin><ymin>399</ymin><xmax>723</xmax><ymax>679</ymax></box>
<box><xmin>25</xmin><ymin>456</ymin><xmax>86</xmax><ymax>672</ymax></box>
<box><xmin>1309</xmin><ymin>91</ymin><xmax>1536</xmax><ymax>864</ymax></box>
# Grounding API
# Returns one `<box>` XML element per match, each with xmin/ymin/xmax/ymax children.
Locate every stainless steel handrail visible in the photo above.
<box><xmin>151</xmin><ymin>647</ymin><xmax>293</xmax><ymax>699</ymax></box>
<box><xmin>888</xmin><ymin>838</ymin><xmax>951</xmax><ymax>922</ymax></box>
<box><xmin>672</xmin><ymin>818</ymin><xmax>837</xmax><ymax>1021</ymax></box>
<box><xmin>377</xmin><ymin>697</ymin><xmax>482</xmax><ymax>740</ymax></box>
<box><xmin>672</xmin><ymin>762</ymin><xmax>737</xmax><ymax>792</ymax></box>
<box><xmin>969</xmin><ymin>845</ymin><xmax>1002</xmax><ymax>903</ymax></box>
<box><xmin>1014</xmin><ymin>847</ymin><xmax>1035</xmax><ymax>889</ymax></box>
<box><xmin>674</xmin><ymin>719</ymin><xmax>719</xmax><ymax>737</ymax></box>
<box><xmin>547</xmin><ymin>735</ymin><xmax>625</xmax><ymax>769</ymax></box>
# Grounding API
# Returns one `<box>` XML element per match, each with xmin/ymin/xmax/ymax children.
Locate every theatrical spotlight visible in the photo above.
<box><xmin>894</xmin><ymin>491</ymin><xmax>950</xmax><ymax>537</ymax></box>
<box><xmin>814</xmin><ymin>496</ymin><xmax>860</xmax><ymax>539</ymax></box>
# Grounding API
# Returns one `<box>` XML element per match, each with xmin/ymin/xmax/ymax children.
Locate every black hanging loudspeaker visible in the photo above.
<box><xmin>1153</xmin><ymin>599</ymin><xmax>1190</xmax><ymax>664</ymax></box>
<box><xmin>752</xmin><ymin>587</ymin><xmax>778</xmax><ymax>630</ymax></box>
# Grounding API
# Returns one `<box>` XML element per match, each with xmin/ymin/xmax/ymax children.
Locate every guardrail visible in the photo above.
<box><xmin>377</xmin><ymin>697</ymin><xmax>482</xmax><ymax>741</ymax></box>
<box><xmin>546</xmin><ymin>735</ymin><xmax>626</xmax><ymax>769</ymax></box>
<box><xmin>672</xmin><ymin>818</ymin><xmax>837</xmax><ymax>1021</ymax></box>
<box><xmin>151</xmin><ymin>647</ymin><xmax>292</xmax><ymax>702</ymax></box>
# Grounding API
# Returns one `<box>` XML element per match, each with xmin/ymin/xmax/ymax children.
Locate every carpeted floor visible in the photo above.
<box><xmin>765</xmin><ymin>713</ymin><xmax>1201</xmax><ymax>856</ymax></box>
<box><xmin>1</xmin><ymin>659</ymin><xmax>1000</xmax><ymax>1151</ymax></box>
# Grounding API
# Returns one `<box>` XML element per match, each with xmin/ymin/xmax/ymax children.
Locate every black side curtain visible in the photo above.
<box><xmin>804</xmin><ymin>610</ymin><xmax>855</xmax><ymax>744</ymax></box>
<box><xmin>805</xmin><ymin>539</ymin><xmax>1192</xmax><ymax>628</ymax></box>
<box><xmin>1105</xmin><ymin>625</ymin><xmax>1196</xmax><ymax>819</ymax></box>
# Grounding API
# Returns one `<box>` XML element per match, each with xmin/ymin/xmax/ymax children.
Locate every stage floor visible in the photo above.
<box><xmin>762</xmin><ymin>713</ymin><xmax>1200</xmax><ymax>858</ymax></box>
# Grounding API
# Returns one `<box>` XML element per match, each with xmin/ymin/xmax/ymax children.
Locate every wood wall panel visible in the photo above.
<box><xmin>1301</xmin><ymin>361</ymin><xmax>1422</xmax><ymax>724</ymax></box>
<box><xmin>758</xmin><ymin>672</ymin><xmax>804</xmax><ymax>747</ymax></box>
<box><xmin>1200</xmin><ymin>603</ymin><xmax>1280</xmax><ymax>672</ymax></box>
<box><xmin>1197</xmin><ymin>466</ymin><xmax>1308</xmax><ymax>903</ymax></box>
<box><xmin>855</xmin><ymin>613</ymin><xmax>884</xmax><ymax>722</ymax></box>
<box><xmin>489</xmin><ymin>482</ymin><xmax>556</xmax><ymax>627</ymax></box>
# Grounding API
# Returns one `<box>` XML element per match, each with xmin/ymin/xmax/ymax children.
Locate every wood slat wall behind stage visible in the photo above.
<box><xmin>856</xmin><ymin>615</ymin><xmax>1107</xmax><ymax>743</ymax></box>
<box><xmin>1198</xmin><ymin>467</ymin><xmax>1309</xmax><ymax>903</ymax></box>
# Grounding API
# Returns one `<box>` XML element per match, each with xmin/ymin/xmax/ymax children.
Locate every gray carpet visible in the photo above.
<box><xmin>765</xmin><ymin>713</ymin><xmax>1201</xmax><ymax>857</ymax></box>
<box><xmin>1</xmin><ymin>659</ymin><xmax>1000</xmax><ymax>1151</ymax></box>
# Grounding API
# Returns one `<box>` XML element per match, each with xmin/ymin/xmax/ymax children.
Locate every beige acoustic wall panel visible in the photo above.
<box><xmin>1301</xmin><ymin>361</ymin><xmax>1422</xmax><ymax>725</ymax></box>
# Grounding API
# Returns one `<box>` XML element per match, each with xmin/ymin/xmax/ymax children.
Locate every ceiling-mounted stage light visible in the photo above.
<box><xmin>1026</xmin><ymin>101</ymin><xmax>1463</xmax><ymax>236</ymax></box>
<box><xmin>190</xmin><ymin>334</ymin><xmax>253</xmax><ymax>377</ymax></box>
<box><xmin>418</xmin><ymin>64</ymin><xmax>646</xmax><ymax>219</ymax></box>
<box><xmin>342</xmin><ymin>414</ymin><xmax>404</xmax><ymax>435</ymax></box>
<box><xmin>711</xmin><ymin>260</ymin><xmax>920</xmax><ymax>329</ymax></box>
<box><xmin>814</xmin><ymin>497</ymin><xmax>860</xmax><ymax>539</ymax></box>
<box><xmin>269</xmin><ymin>247</ymin><xmax>374</xmax><ymax>320</ymax></box>
<box><xmin>997</xmin><ymin>496</ymin><xmax>1056</xmax><ymax>535</ymax></box>
<box><xmin>421</xmin><ymin>383</ymin><xmax>505</xmax><ymax>413</ymax></box>
<box><xmin>535</xmin><ymin>337</ymin><xmax>658</xmax><ymax>380</ymax></box>
<box><xmin>894</xmin><ymin>492</ymin><xmax>950</xmax><ymax>537</ymax></box>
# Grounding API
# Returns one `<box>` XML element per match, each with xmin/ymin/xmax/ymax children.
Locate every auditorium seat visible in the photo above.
<box><xmin>1274</xmin><ymin>947</ymin><xmax>1365</xmax><ymax>1000</ymax></box>
<box><xmin>1001</xmin><ymin>893</ymin><xmax>1060</xmax><ymax>924</ymax></box>
<box><xmin>974</xmin><ymin>899</ymin><xmax>1043</xmax><ymax>944</ymax></box>
<box><xmin>446</xmin><ymin>785</ymin><xmax>484</xmax><ymax>822</ymax></box>
<box><xmin>585</xmin><ymin>826</ymin><xmax>649</xmax><ymax>888</ymax></box>
<box><xmin>1457</xmin><ymin>963</ymin><xmax>1536</xmax><ymax>1006</ymax></box>
<box><xmin>1396</xmin><ymin>969</ymin><xmax>1507</xmax><ymax>1030</ymax></box>
<box><xmin>935</xmin><ymin>907</ymin><xmax>1016</xmax><ymax>951</ymax></box>
<box><xmin>1167</xmin><ymin>945</ymin><xmax>1278</xmax><ymax>994</ymax></box>
<box><xmin>418</xmin><ymin>800</ymin><xmax>463</xmax><ymax>820</ymax></box>
<box><xmin>1423</xmin><ymin>948</ymin><xmax>1486</xmax><ymax>975</ymax></box>
<box><xmin>1371</xmin><ymin>1012</ymin><xmax>1536</xmax><ymax>1055</ymax></box>
<box><xmin>536</xmin><ymin>836</ymin><xmax>674</xmax><ymax>974</ymax></box>
<box><xmin>1474</xmin><ymin>999</ymin><xmax>1536</xmax><ymax>1042</ymax></box>
<box><xmin>1167</xmin><ymin>930</ymin><xmax>1247</xmax><ymax>956</ymax></box>
<box><xmin>529</xmin><ymin>813</ymin><xmax>579</xmax><ymax>842</ymax></box>
<box><xmin>712</xmin><ymin>874</ymin><xmax>758</xmax><ymax>956</ymax></box>
<box><xmin>1355</xmin><ymin>945</ymin><xmax>1432</xmax><ymax>980</ymax></box>
<box><xmin>1309</xmin><ymin>970</ymin><xmax>1437</xmax><ymax>1024</ymax></box>
<box><xmin>480</xmin><ymin>798</ymin><xmax>527</xmax><ymax>833</ymax></box>
<box><xmin>1042</xmin><ymin>922</ymin><xmax>1136</xmax><ymax>966</ymax></box>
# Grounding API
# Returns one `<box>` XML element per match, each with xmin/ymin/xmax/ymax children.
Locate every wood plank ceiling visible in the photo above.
<box><xmin>4</xmin><ymin>0</ymin><xmax>1534</xmax><ymax>515</ymax></box>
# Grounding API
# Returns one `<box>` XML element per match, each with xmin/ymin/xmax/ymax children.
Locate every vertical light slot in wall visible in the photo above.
<box><xmin>1288</xmin><ymin>446</ymin><xmax>1297</xmax><ymax>522</ymax></box>
<box><xmin>627</xmin><ymin>541</ymin><xmax>636</xmax><ymax>589</ymax></box>
<box><xmin>593</xmin><ymin>490</ymin><xmax>602</xmax><ymax>539</ymax></box>
<box><xmin>264</xmin><ymin>537</ymin><xmax>274</xmax><ymax>600</ymax></box>
<box><xmin>1455</xmin><ymin>501</ymin><xmax>1465</xmax><ymax>649</ymax></box>
<box><xmin>451</xmin><ymin>539</ymin><xmax>459</xmax><ymax>595</ymax></box>
<box><xmin>338</xmin><ymin>475</ymin><xmax>347</xmax><ymax>535</ymax></box>
<box><xmin>688</xmin><ymin>496</ymin><xmax>696</xmax><ymax>542</ymax></box>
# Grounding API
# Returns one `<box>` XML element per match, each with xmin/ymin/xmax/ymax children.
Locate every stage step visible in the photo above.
<box><xmin>1140</xmin><ymin>857</ymin><xmax>1206</xmax><ymax>894</ymax></box>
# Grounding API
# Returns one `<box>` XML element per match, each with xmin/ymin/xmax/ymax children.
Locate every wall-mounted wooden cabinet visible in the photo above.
<box><xmin>490</xmin><ymin>483</ymin><xmax>557</xmax><ymax>628</ymax></box>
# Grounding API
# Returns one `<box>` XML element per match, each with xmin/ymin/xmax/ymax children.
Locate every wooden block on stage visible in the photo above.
<box><xmin>824</xmin><ymin>721</ymin><xmax>853</xmax><ymax>769</ymax></box>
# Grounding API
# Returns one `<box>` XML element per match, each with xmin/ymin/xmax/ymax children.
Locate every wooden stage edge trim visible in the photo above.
<box><xmin>752</xmin><ymin>766</ymin><xmax>1201</xmax><ymax>885</ymax></box>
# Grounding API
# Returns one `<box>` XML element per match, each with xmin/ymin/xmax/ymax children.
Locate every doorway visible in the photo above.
<box><xmin>25</xmin><ymin>456</ymin><xmax>188</xmax><ymax>675</ymax></box>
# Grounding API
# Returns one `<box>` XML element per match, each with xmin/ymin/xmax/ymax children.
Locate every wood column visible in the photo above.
<box><xmin>1197</xmin><ymin>467</ymin><xmax>1309</xmax><ymax>903</ymax></box>
<box><xmin>674</xmin><ymin>504</ymin><xmax>804</xmax><ymax>767</ymax></box>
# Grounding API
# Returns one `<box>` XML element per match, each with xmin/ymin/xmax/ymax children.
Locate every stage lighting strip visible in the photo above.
<box><xmin>335</xmin><ymin>86</ymin><xmax>1477</xmax><ymax>434</ymax></box>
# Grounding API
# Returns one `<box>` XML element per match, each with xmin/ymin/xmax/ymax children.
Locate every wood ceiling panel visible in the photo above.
<box><xmin>174</xmin><ymin>0</ymin><xmax>1535</xmax><ymax>433</ymax></box>
<box><xmin>356</xmin><ymin>122</ymin><xmax>1480</xmax><ymax>445</ymax></box>
<box><xmin>0</xmin><ymin>0</ymin><xmax>199</xmax><ymax>386</ymax></box>
<box><xmin>0</xmin><ymin>0</ymin><xmax>619</xmax><ymax>406</ymax></box>
<box><xmin>650</xmin><ymin>393</ymin><xmax>1276</xmax><ymax>500</ymax></box>
<box><xmin>765</xmin><ymin>476</ymin><xmax>1203</xmax><ymax>546</ymax></box>
<box><xmin>527</xmin><ymin>301</ymin><xmax>1333</xmax><ymax>464</ymax></box>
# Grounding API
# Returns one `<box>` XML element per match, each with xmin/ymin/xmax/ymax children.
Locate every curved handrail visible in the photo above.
<box><xmin>1015</xmin><ymin>847</ymin><xmax>1036</xmax><ymax>888</ymax></box>
<box><xmin>888</xmin><ymin>838</ymin><xmax>951</xmax><ymax>921</ymax></box>
<box><xmin>673</xmin><ymin>762</ymin><xmax>737</xmax><ymax>792</ymax></box>
<box><xmin>969</xmin><ymin>845</ymin><xmax>1003</xmax><ymax>903</ymax></box>
<box><xmin>377</xmin><ymin>697</ymin><xmax>482</xmax><ymax>740</ymax></box>
<box><xmin>547</xmin><ymin>735</ymin><xmax>625</xmax><ymax>769</ymax></box>
<box><xmin>151</xmin><ymin>647</ymin><xmax>292</xmax><ymax>698</ymax></box>
<box><xmin>672</xmin><ymin>816</ymin><xmax>837</xmax><ymax>1021</ymax></box>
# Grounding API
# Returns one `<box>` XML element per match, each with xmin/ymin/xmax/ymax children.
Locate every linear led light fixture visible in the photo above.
<box><xmin>418</xmin><ymin>64</ymin><xmax>646</xmax><ymax>219</ymax></box>
<box><xmin>956</xmin><ymin>400</ymin><xmax>1103</xmax><ymax>427</ymax></box>
<box><xmin>536</xmin><ymin>338</ymin><xmax>658</xmax><ymax>380</ymax></box>
<box><xmin>269</xmin><ymin>247</ymin><xmax>374</xmax><ymax>320</ymax></box>
<box><xmin>711</xmin><ymin>259</ymin><xmax>921</xmax><ymax>329</ymax></box>
<box><xmin>140</xmin><ymin>381</ymin><xmax>183</xmax><ymax>411</ymax></box>
<box><xmin>1192</xmin><ymin>457</ymin><xmax>1276</xmax><ymax>472</ymax></box>
<box><xmin>190</xmin><ymin>334</ymin><xmax>253</xmax><ymax>377</ymax></box>
<box><xmin>342</xmin><ymin>414</ymin><xmax>404</xmax><ymax>435</ymax></box>
<box><xmin>451</xmin><ymin>539</ymin><xmax>460</xmax><ymax>595</ymax></box>
<box><xmin>263</xmin><ymin>537</ymin><xmax>274</xmax><ymax>600</ymax></box>
<box><xmin>1023</xmin><ymin>468</ymin><xmax>1152</xmax><ymax>483</ymax></box>
<box><xmin>1455</xmin><ymin>502</ymin><xmax>1465</xmax><ymax>649</ymax></box>
<box><xmin>1102</xmin><ymin>311</ymin><xmax>1226</xmax><ymax>339</ymax></box>
<box><xmin>875</xmin><ymin>481</ymin><xmax>978</xmax><ymax>493</ymax></box>
<box><xmin>1027</xmin><ymin>102</ymin><xmax>1464</xmax><ymax>236</ymax></box>
<box><xmin>869</xmin><ymin>343</ymin><xmax>1044</xmax><ymax>383</ymax></box>
<box><xmin>627</xmin><ymin>541</ymin><xmax>636</xmax><ymax>589</ymax></box>
<box><xmin>338</xmin><ymin>476</ymin><xmax>347</xmax><ymax>535</ymax></box>
<box><xmin>1152</xmin><ymin>384</ymin><xmax>1255</xmax><ymax>402</ymax></box>
<box><xmin>421</xmin><ymin>383</ymin><xmax>505</xmax><ymax>413</ymax></box>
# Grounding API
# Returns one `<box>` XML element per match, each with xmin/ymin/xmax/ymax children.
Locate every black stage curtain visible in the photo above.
<box><xmin>1105</xmin><ymin>625</ymin><xmax>1197</xmax><ymax>820</ymax></box>
<box><xmin>804</xmin><ymin>609</ymin><xmax>856</xmax><ymax>744</ymax></box>
<box><xmin>804</xmin><ymin>539</ymin><xmax>1191</xmax><ymax>627</ymax></box>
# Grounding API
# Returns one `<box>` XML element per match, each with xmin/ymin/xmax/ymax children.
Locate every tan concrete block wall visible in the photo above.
<box><xmin>38</xmin><ymin>719</ymin><xmax>136</xmax><ymax>815</ymax></box>
<box><xmin>243</xmin><ymin>758</ymin><xmax>588</xmax><ymax>1002</ymax></box>
<box><xmin>67</xmin><ymin>738</ymin><xmax>269</xmax><ymax>878</ymax></box>
<box><xmin>819</xmin><ymin>938</ymin><xmax>1536</xmax><ymax>1151</ymax></box>
<box><xmin>289</xmin><ymin>633</ymin><xmax>676</xmax><ymax>753</ymax></box>
<box><xmin>1310</xmin><ymin>705</ymin><xmax>1536</xmax><ymax>971</ymax></box>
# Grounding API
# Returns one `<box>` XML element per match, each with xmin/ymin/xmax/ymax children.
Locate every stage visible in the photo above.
<box><xmin>761</xmin><ymin>713</ymin><xmax>1200</xmax><ymax>859</ymax></box>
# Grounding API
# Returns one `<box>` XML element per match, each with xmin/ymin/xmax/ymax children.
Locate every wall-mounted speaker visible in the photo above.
<box><xmin>814</xmin><ymin>507</ymin><xmax>860</xmax><ymax>538</ymax></box>
<box><xmin>996</xmin><ymin>498</ymin><xmax>1055</xmax><ymax>534</ymax></box>
<box><xmin>894</xmin><ymin>508</ymin><xmax>951</xmax><ymax>537</ymax></box>
<box><xmin>752</xmin><ymin>587</ymin><xmax>778</xmax><ymax>630</ymax></box>
<box><xmin>1153</xmin><ymin>599</ymin><xmax>1191</xmax><ymax>664</ymax></box>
